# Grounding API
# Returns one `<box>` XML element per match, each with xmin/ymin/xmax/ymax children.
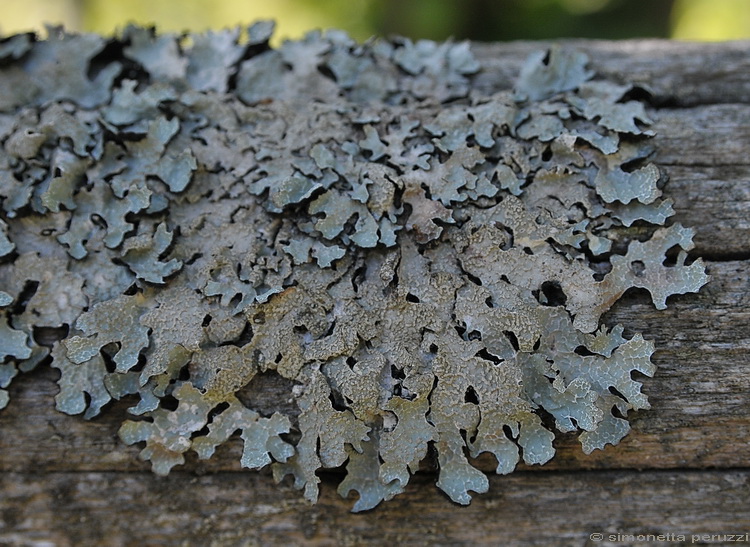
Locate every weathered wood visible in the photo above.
<box><xmin>652</xmin><ymin>107</ymin><xmax>750</xmax><ymax>257</ymax></box>
<box><xmin>1</xmin><ymin>470</ymin><xmax>748</xmax><ymax>546</ymax></box>
<box><xmin>653</xmin><ymin>105</ymin><xmax>750</xmax><ymax>167</ymax></box>
<box><xmin>1</xmin><ymin>39</ymin><xmax>749</xmax><ymax>543</ymax></box>
<box><xmin>662</xmin><ymin>164</ymin><xmax>750</xmax><ymax>258</ymax></box>
<box><xmin>473</xmin><ymin>39</ymin><xmax>750</xmax><ymax>106</ymax></box>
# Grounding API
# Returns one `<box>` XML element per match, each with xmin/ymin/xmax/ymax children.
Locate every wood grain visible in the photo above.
<box><xmin>472</xmin><ymin>39</ymin><xmax>750</xmax><ymax>106</ymax></box>
<box><xmin>1</xmin><ymin>470</ymin><xmax>748</xmax><ymax>546</ymax></box>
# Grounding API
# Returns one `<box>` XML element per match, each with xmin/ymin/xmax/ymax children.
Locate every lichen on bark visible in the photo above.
<box><xmin>0</xmin><ymin>23</ymin><xmax>708</xmax><ymax>510</ymax></box>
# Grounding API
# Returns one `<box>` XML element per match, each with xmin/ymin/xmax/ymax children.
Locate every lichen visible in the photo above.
<box><xmin>0</xmin><ymin>24</ymin><xmax>708</xmax><ymax>510</ymax></box>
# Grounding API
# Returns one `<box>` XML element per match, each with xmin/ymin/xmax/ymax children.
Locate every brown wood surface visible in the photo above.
<box><xmin>1</xmin><ymin>39</ymin><xmax>750</xmax><ymax>546</ymax></box>
<box><xmin>2</xmin><ymin>470</ymin><xmax>749</xmax><ymax>546</ymax></box>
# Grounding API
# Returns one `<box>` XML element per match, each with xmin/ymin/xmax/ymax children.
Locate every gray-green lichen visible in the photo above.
<box><xmin>0</xmin><ymin>23</ymin><xmax>708</xmax><ymax>510</ymax></box>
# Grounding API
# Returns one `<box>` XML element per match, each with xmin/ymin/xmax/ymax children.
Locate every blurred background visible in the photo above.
<box><xmin>2</xmin><ymin>0</ymin><xmax>750</xmax><ymax>42</ymax></box>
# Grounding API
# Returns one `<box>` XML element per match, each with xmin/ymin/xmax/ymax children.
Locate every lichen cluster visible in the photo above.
<box><xmin>0</xmin><ymin>23</ymin><xmax>708</xmax><ymax>510</ymax></box>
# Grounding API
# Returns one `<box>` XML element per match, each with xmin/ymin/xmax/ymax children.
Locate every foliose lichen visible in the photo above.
<box><xmin>0</xmin><ymin>23</ymin><xmax>708</xmax><ymax>510</ymax></box>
